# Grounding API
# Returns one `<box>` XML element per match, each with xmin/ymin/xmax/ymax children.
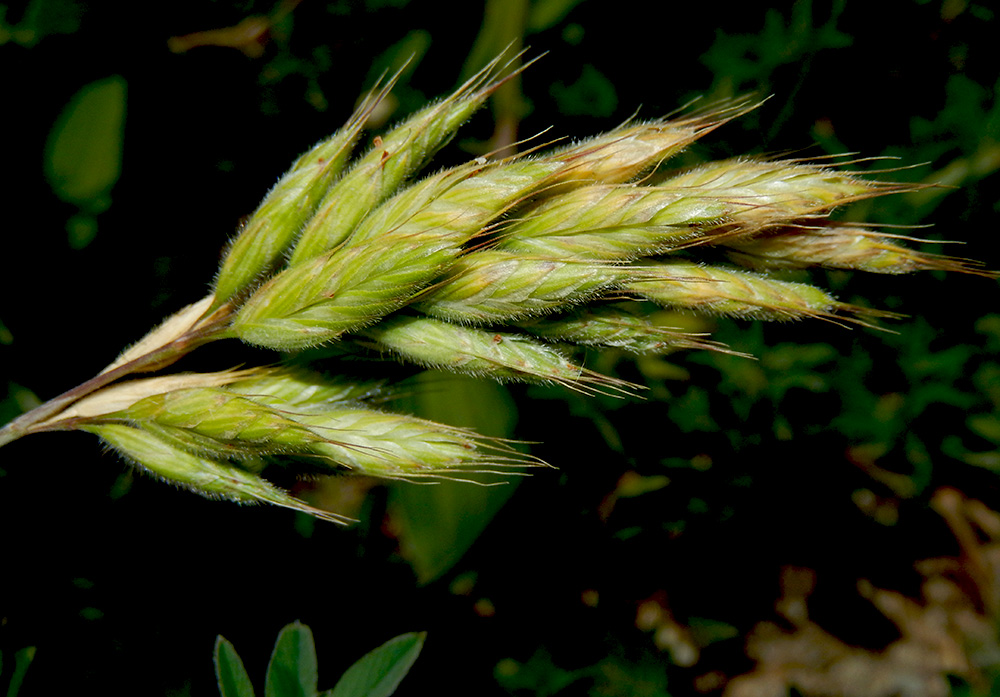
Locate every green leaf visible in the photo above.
<box><xmin>327</xmin><ymin>633</ymin><xmax>425</xmax><ymax>697</ymax></box>
<box><xmin>44</xmin><ymin>75</ymin><xmax>126</xmax><ymax>212</ymax></box>
<box><xmin>388</xmin><ymin>372</ymin><xmax>522</xmax><ymax>583</ymax></box>
<box><xmin>265</xmin><ymin>622</ymin><xmax>318</xmax><ymax>697</ymax></box>
<box><xmin>215</xmin><ymin>636</ymin><xmax>256</xmax><ymax>697</ymax></box>
<box><xmin>5</xmin><ymin>646</ymin><xmax>35</xmax><ymax>697</ymax></box>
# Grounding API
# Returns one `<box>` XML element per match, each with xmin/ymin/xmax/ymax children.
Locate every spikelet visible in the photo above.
<box><xmin>532</xmin><ymin>99</ymin><xmax>757</xmax><ymax>187</ymax></box>
<box><xmin>627</xmin><ymin>261</ymin><xmax>848</xmax><ymax>321</ymax></box>
<box><xmin>657</xmin><ymin>157</ymin><xmax>890</xmax><ymax>219</ymax></box>
<box><xmin>229</xmin><ymin>368</ymin><xmax>540</xmax><ymax>478</ymax></box>
<box><xmin>723</xmin><ymin>225</ymin><xmax>995</xmax><ymax>276</ymax></box>
<box><xmin>231</xmin><ymin>228</ymin><xmax>462</xmax><ymax>350</ymax></box>
<box><xmin>287</xmin><ymin>53</ymin><xmax>526</xmax><ymax>264</ymax></box>
<box><xmin>415</xmin><ymin>249</ymin><xmax>634</xmax><ymax>324</ymax></box>
<box><xmin>60</xmin><ymin>366</ymin><xmax>539</xmax><ymax>487</ymax></box>
<box><xmin>499</xmin><ymin>158</ymin><xmax>888</xmax><ymax>262</ymax></box>
<box><xmin>500</xmin><ymin>184</ymin><xmax>728</xmax><ymax>259</ymax></box>
<box><xmin>360</xmin><ymin>315</ymin><xmax>636</xmax><ymax>395</ymax></box>
<box><xmin>213</xmin><ymin>92</ymin><xmax>375</xmax><ymax>303</ymax></box>
<box><xmin>286</xmin><ymin>408</ymin><xmax>539</xmax><ymax>480</ymax></box>
<box><xmin>517</xmin><ymin>304</ymin><xmax>737</xmax><ymax>355</ymax></box>
<box><xmin>85</xmin><ymin>423</ymin><xmax>354</xmax><ymax>524</ymax></box>
<box><xmin>114</xmin><ymin>387</ymin><xmax>320</xmax><ymax>458</ymax></box>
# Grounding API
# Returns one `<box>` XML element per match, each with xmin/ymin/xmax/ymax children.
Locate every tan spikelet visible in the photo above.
<box><xmin>724</xmin><ymin>225</ymin><xmax>998</xmax><ymax>276</ymax></box>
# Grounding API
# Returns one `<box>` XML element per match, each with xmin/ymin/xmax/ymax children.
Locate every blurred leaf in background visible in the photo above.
<box><xmin>699</xmin><ymin>0</ymin><xmax>852</xmax><ymax>143</ymax></box>
<box><xmin>0</xmin><ymin>646</ymin><xmax>36</xmax><ymax>697</ymax></box>
<box><xmin>43</xmin><ymin>75</ymin><xmax>125</xmax><ymax>249</ymax></box>
<box><xmin>387</xmin><ymin>372</ymin><xmax>525</xmax><ymax>584</ymax></box>
<box><xmin>0</xmin><ymin>0</ymin><xmax>82</xmax><ymax>47</ymax></box>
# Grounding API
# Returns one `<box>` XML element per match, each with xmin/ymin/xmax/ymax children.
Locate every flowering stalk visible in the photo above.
<box><xmin>1</xmin><ymin>55</ymin><xmax>992</xmax><ymax>522</ymax></box>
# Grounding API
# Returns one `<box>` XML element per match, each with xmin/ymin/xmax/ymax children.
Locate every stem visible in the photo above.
<box><xmin>0</xmin><ymin>305</ymin><xmax>233</xmax><ymax>449</ymax></box>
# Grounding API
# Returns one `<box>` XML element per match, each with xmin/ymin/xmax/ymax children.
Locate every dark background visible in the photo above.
<box><xmin>2</xmin><ymin>1</ymin><xmax>999</xmax><ymax>695</ymax></box>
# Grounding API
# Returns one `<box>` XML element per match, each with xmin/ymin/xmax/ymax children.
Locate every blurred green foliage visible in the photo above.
<box><xmin>0</xmin><ymin>647</ymin><xmax>35</xmax><ymax>697</ymax></box>
<box><xmin>44</xmin><ymin>75</ymin><xmax>126</xmax><ymax>248</ymax></box>
<box><xmin>0</xmin><ymin>0</ymin><xmax>81</xmax><ymax>47</ymax></box>
<box><xmin>390</xmin><ymin>372</ymin><xmax>524</xmax><ymax>584</ymax></box>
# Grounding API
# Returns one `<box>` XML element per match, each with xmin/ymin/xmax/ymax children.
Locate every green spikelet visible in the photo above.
<box><xmin>360</xmin><ymin>315</ymin><xmax>635</xmax><ymax>394</ymax></box>
<box><xmin>85</xmin><ymin>423</ymin><xmax>353</xmax><ymax>523</ymax></box>
<box><xmin>213</xmin><ymin>94</ymin><xmax>375</xmax><ymax>303</ymax></box>
<box><xmin>102</xmin><ymin>372</ymin><xmax>537</xmax><ymax>480</ymax></box>
<box><xmin>531</xmin><ymin>100</ymin><xmax>755</xmax><ymax>188</ymax></box>
<box><xmin>500</xmin><ymin>184</ymin><xmax>734</xmax><ymax>260</ymax></box>
<box><xmin>113</xmin><ymin>387</ymin><xmax>320</xmax><ymax>459</ymax></box>
<box><xmin>231</xmin><ymin>156</ymin><xmax>577</xmax><ymax>350</ymax></box>
<box><xmin>231</xmin><ymin>229</ymin><xmax>462</xmax><ymax>350</ymax></box>
<box><xmin>723</xmin><ymin>226</ymin><xmax>994</xmax><ymax>276</ymax></box>
<box><xmin>287</xmin><ymin>407</ymin><xmax>536</xmax><ymax>479</ymax></box>
<box><xmin>415</xmin><ymin>250</ymin><xmax>633</xmax><ymax>324</ymax></box>
<box><xmin>628</xmin><ymin>261</ymin><xmax>843</xmax><ymax>321</ymax></box>
<box><xmin>288</xmin><ymin>55</ymin><xmax>520</xmax><ymax>264</ymax></box>
<box><xmin>501</xmin><ymin>158</ymin><xmax>890</xmax><ymax>261</ymax></box>
<box><xmin>229</xmin><ymin>368</ymin><xmax>537</xmax><ymax>478</ymax></box>
<box><xmin>517</xmin><ymin>304</ymin><xmax>732</xmax><ymax>354</ymax></box>
<box><xmin>658</xmin><ymin>157</ymin><xmax>885</xmax><ymax>219</ymax></box>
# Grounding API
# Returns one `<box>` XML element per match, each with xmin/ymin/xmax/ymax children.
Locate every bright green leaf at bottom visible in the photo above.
<box><xmin>327</xmin><ymin>632</ymin><xmax>425</xmax><ymax>697</ymax></box>
<box><xmin>388</xmin><ymin>371</ymin><xmax>522</xmax><ymax>583</ymax></box>
<box><xmin>214</xmin><ymin>636</ymin><xmax>256</xmax><ymax>697</ymax></box>
<box><xmin>265</xmin><ymin>622</ymin><xmax>318</xmax><ymax>697</ymax></box>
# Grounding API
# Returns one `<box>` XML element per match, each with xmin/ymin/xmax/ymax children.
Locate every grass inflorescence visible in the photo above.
<box><xmin>1</xmin><ymin>53</ymin><xmax>993</xmax><ymax>522</ymax></box>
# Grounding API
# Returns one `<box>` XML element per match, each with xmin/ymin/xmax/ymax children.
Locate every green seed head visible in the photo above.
<box><xmin>11</xmin><ymin>58</ymin><xmax>988</xmax><ymax>525</ymax></box>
